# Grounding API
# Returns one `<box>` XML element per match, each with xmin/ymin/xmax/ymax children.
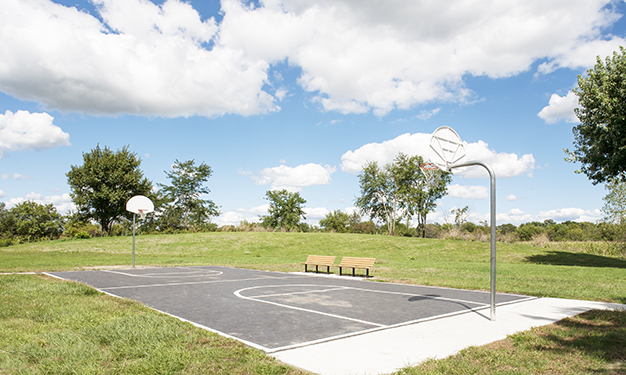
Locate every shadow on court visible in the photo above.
<box><xmin>49</xmin><ymin>266</ymin><xmax>531</xmax><ymax>352</ymax></box>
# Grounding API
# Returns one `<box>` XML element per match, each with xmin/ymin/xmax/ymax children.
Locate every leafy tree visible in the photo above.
<box><xmin>394</xmin><ymin>153</ymin><xmax>451</xmax><ymax>238</ymax></box>
<box><xmin>567</xmin><ymin>47</ymin><xmax>626</xmax><ymax>184</ymax></box>
<box><xmin>66</xmin><ymin>145</ymin><xmax>152</xmax><ymax>235</ymax></box>
<box><xmin>158</xmin><ymin>159</ymin><xmax>219</xmax><ymax>231</ymax></box>
<box><xmin>6</xmin><ymin>201</ymin><xmax>64</xmax><ymax>242</ymax></box>
<box><xmin>319</xmin><ymin>210</ymin><xmax>350</xmax><ymax>233</ymax></box>
<box><xmin>355</xmin><ymin>161</ymin><xmax>403</xmax><ymax>236</ymax></box>
<box><xmin>451</xmin><ymin>206</ymin><xmax>470</xmax><ymax>229</ymax></box>
<box><xmin>602</xmin><ymin>179</ymin><xmax>626</xmax><ymax>224</ymax></box>
<box><xmin>356</xmin><ymin>154</ymin><xmax>451</xmax><ymax>236</ymax></box>
<box><xmin>260</xmin><ymin>189</ymin><xmax>306</xmax><ymax>230</ymax></box>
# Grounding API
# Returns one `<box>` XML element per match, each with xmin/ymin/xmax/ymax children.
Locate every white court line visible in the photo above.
<box><xmin>345</xmin><ymin>286</ymin><xmax>490</xmax><ymax>307</ymax></box>
<box><xmin>100</xmin><ymin>275</ymin><xmax>303</xmax><ymax>290</ymax></box>
<box><xmin>266</xmin><ymin>296</ymin><xmax>539</xmax><ymax>353</ymax></box>
<box><xmin>234</xmin><ymin>285</ymin><xmax>386</xmax><ymax>328</ymax></box>
<box><xmin>102</xmin><ymin>269</ymin><xmax>224</xmax><ymax>278</ymax></box>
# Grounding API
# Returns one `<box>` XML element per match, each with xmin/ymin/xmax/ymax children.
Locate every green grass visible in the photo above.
<box><xmin>393</xmin><ymin>309</ymin><xmax>626</xmax><ymax>375</ymax></box>
<box><xmin>2</xmin><ymin>232</ymin><xmax>625</xmax><ymax>302</ymax></box>
<box><xmin>1</xmin><ymin>232</ymin><xmax>625</xmax><ymax>374</ymax></box>
<box><xmin>0</xmin><ymin>274</ymin><xmax>305</xmax><ymax>375</ymax></box>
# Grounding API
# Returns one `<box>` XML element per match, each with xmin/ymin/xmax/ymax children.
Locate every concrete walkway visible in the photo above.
<box><xmin>271</xmin><ymin>297</ymin><xmax>626</xmax><ymax>375</ymax></box>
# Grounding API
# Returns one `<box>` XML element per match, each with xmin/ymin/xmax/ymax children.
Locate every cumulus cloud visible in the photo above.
<box><xmin>506</xmin><ymin>194</ymin><xmax>518</xmax><ymax>201</ymax></box>
<box><xmin>304</xmin><ymin>207</ymin><xmax>330</xmax><ymax>219</ymax></box>
<box><xmin>0</xmin><ymin>190</ymin><xmax>5</xmax><ymax>198</ymax></box>
<box><xmin>6</xmin><ymin>192</ymin><xmax>75</xmax><ymax>213</ymax></box>
<box><xmin>254</xmin><ymin>163</ymin><xmax>336</xmax><ymax>191</ymax></box>
<box><xmin>0</xmin><ymin>0</ymin><xmax>276</xmax><ymax>117</ymax></box>
<box><xmin>340</xmin><ymin>132</ymin><xmax>535</xmax><ymax>178</ymax></box>
<box><xmin>215</xmin><ymin>204</ymin><xmax>269</xmax><ymax>226</ymax></box>
<box><xmin>536</xmin><ymin>208</ymin><xmax>602</xmax><ymax>223</ymax></box>
<box><xmin>495</xmin><ymin>207</ymin><xmax>601</xmax><ymax>225</ymax></box>
<box><xmin>1</xmin><ymin>0</ymin><xmax>623</xmax><ymax>117</ymax></box>
<box><xmin>0</xmin><ymin>110</ymin><xmax>70</xmax><ymax>157</ymax></box>
<box><xmin>447</xmin><ymin>184</ymin><xmax>488</xmax><ymax>199</ymax></box>
<box><xmin>538</xmin><ymin>92</ymin><xmax>579</xmax><ymax>124</ymax></box>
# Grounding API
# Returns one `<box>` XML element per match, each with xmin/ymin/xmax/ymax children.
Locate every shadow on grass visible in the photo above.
<box><xmin>525</xmin><ymin>251</ymin><xmax>626</xmax><ymax>269</ymax></box>
<box><xmin>540</xmin><ymin>310</ymin><xmax>626</xmax><ymax>370</ymax></box>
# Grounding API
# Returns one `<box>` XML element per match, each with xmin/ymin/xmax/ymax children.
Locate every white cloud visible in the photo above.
<box><xmin>0</xmin><ymin>110</ymin><xmax>70</xmax><ymax>157</ymax></box>
<box><xmin>1</xmin><ymin>0</ymin><xmax>623</xmax><ymax>117</ymax></box>
<box><xmin>215</xmin><ymin>204</ymin><xmax>269</xmax><ymax>226</ymax></box>
<box><xmin>537</xmin><ymin>92</ymin><xmax>579</xmax><ymax>124</ymax></box>
<box><xmin>496</xmin><ymin>207</ymin><xmax>601</xmax><ymax>225</ymax></box>
<box><xmin>505</xmin><ymin>194</ymin><xmax>518</xmax><ymax>201</ymax></box>
<box><xmin>2</xmin><ymin>173</ymin><xmax>28</xmax><ymax>180</ymax></box>
<box><xmin>0</xmin><ymin>190</ymin><xmax>5</xmax><ymax>198</ymax></box>
<box><xmin>254</xmin><ymin>163</ymin><xmax>336</xmax><ymax>192</ymax></box>
<box><xmin>415</xmin><ymin>108</ymin><xmax>441</xmax><ymax>121</ymax></box>
<box><xmin>447</xmin><ymin>184</ymin><xmax>488</xmax><ymax>199</ymax></box>
<box><xmin>0</xmin><ymin>0</ymin><xmax>276</xmax><ymax>117</ymax></box>
<box><xmin>6</xmin><ymin>192</ymin><xmax>75</xmax><ymax>213</ymax></box>
<box><xmin>340</xmin><ymin>132</ymin><xmax>535</xmax><ymax>178</ymax></box>
<box><xmin>461</xmin><ymin>140</ymin><xmax>535</xmax><ymax>178</ymax></box>
<box><xmin>304</xmin><ymin>207</ymin><xmax>330</xmax><ymax>219</ymax></box>
<box><xmin>536</xmin><ymin>208</ymin><xmax>601</xmax><ymax>223</ymax></box>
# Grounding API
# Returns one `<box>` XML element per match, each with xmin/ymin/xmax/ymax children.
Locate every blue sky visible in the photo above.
<box><xmin>2</xmin><ymin>0</ymin><xmax>626</xmax><ymax>227</ymax></box>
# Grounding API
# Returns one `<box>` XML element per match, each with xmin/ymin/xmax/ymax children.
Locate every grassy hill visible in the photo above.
<box><xmin>1</xmin><ymin>232</ymin><xmax>624</xmax><ymax>374</ymax></box>
<box><xmin>2</xmin><ymin>232</ymin><xmax>624</xmax><ymax>302</ymax></box>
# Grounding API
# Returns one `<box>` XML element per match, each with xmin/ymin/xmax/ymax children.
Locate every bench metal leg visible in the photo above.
<box><xmin>305</xmin><ymin>264</ymin><xmax>308</xmax><ymax>272</ymax></box>
<box><xmin>352</xmin><ymin>268</ymin><xmax>355</xmax><ymax>276</ymax></box>
<box><xmin>315</xmin><ymin>265</ymin><xmax>319</xmax><ymax>273</ymax></box>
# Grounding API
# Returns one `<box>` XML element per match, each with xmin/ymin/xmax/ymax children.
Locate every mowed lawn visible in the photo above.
<box><xmin>1</xmin><ymin>232</ymin><xmax>625</xmax><ymax>374</ymax></box>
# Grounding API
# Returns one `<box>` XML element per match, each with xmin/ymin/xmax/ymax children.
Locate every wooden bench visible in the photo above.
<box><xmin>301</xmin><ymin>255</ymin><xmax>336</xmax><ymax>273</ymax></box>
<box><xmin>337</xmin><ymin>257</ymin><xmax>376</xmax><ymax>277</ymax></box>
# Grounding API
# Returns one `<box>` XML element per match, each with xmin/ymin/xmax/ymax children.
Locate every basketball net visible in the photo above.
<box><xmin>419</xmin><ymin>162</ymin><xmax>441</xmax><ymax>189</ymax></box>
<box><xmin>138</xmin><ymin>209</ymin><xmax>147</xmax><ymax>220</ymax></box>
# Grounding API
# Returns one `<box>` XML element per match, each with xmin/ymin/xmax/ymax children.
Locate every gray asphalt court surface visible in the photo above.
<box><xmin>48</xmin><ymin>266</ymin><xmax>532</xmax><ymax>353</ymax></box>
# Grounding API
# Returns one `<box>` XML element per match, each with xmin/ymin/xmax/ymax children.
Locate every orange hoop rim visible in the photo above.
<box><xmin>419</xmin><ymin>162</ymin><xmax>440</xmax><ymax>170</ymax></box>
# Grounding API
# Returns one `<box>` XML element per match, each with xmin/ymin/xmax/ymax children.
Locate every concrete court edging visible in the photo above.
<box><xmin>271</xmin><ymin>297</ymin><xmax>626</xmax><ymax>375</ymax></box>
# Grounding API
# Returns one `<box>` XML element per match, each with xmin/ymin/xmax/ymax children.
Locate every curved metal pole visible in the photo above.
<box><xmin>449</xmin><ymin>160</ymin><xmax>496</xmax><ymax>321</ymax></box>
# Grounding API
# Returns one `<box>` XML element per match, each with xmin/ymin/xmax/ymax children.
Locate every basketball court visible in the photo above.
<box><xmin>48</xmin><ymin>266</ymin><xmax>530</xmax><ymax>352</ymax></box>
<box><xmin>44</xmin><ymin>265</ymin><xmax>626</xmax><ymax>374</ymax></box>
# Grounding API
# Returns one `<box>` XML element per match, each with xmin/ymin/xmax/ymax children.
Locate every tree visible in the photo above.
<box><xmin>602</xmin><ymin>179</ymin><xmax>626</xmax><ymax>224</ymax></box>
<box><xmin>158</xmin><ymin>159</ymin><xmax>219</xmax><ymax>231</ymax></box>
<box><xmin>568</xmin><ymin>47</ymin><xmax>626</xmax><ymax>184</ymax></box>
<box><xmin>355</xmin><ymin>160</ymin><xmax>402</xmax><ymax>235</ymax></box>
<box><xmin>355</xmin><ymin>153</ymin><xmax>451</xmax><ymax>236</ymax></box>
<box><xmin>4</xmin><ymin>201</ymin><xmax>64</xmax><ymax>242</ymax></box>
<box><xmin>319</xmin><ymin>210</ymin><xmax>350</xmax><ymax>233</ymax></box>
<box><xmin>66</xmin><ymin>145</ymin><xmax>152</xmax><ymax>235</ymax></box>
<box><xmin>394</xmin><ymin>153</ymin><xmax>451</xmax><ymax>238</ymax></box>
<box><xmin>260</xmin><ymin>189</ymin><xmax>306</xmax><ymax>230</ymax></box>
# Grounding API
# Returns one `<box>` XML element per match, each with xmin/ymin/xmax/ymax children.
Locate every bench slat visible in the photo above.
<box><xmin>337</xmin><ymin>257</ymin><xmax>376</xmax><ymax>276</ymax></box>
<box><xmin>301</xmin><ymin>255</ymin><xmax>336</xmax><ymax>273</ymax></box>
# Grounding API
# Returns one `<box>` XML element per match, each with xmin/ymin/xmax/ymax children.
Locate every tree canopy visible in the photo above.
<box><xmin>260</xmin><ymin>189</ymin><xmax>306</xmax><ymax>230</ymax></box>
<box><xmin>158</xmin><ymin>159</ymin><xmax>219</xmax><ymax>231</ymax></box>
<box><xmin>66</xmin><ymin>145</ymin><xmax>152</xmax><ymax>235</ymax></box>
<box><xmin>355</xmin><ymin>153</ymin><xmax>450</xmax><ymax>236</ymax></box>
<box><xmin>569</xmin><ymin>46</ymin><xmax>626</xmax><ymax>184</ymax></box>
<box><xmin>0</xmin><ymin>201</ymin><xmax>64</xmax><ymax>242</ymax></box>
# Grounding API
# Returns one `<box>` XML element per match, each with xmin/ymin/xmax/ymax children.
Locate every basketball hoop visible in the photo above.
<box><xmin>419</xmin><ymin>162</ymin><xmax>441</xmax><ymax>189</ymax></box>
<box><xmin>125</xmin><ymin>195</ymin><xmax>154</xmax><ymax>268</ymax></box>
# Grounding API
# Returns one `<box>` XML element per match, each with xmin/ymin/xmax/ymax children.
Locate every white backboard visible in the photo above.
<box><xmin>428</xmin><ymin>126</ymin><xmax>466</xmax><ymax>171</ymax></box>
<box><xmin>126</xmin><ymin>195</ymin><xmax>154</xmax><ymax>214</ymax></box>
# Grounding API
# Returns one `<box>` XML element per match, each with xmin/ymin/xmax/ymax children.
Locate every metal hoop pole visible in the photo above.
<box><xmin>132</xmin><ymin>213</ymin><xmax>136</xmax><ymax>268</ymax></box>
<box><xmin>449</xmin><ymin>160</ymin><xmax>496</xmax><ymax>321</ymax></box>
